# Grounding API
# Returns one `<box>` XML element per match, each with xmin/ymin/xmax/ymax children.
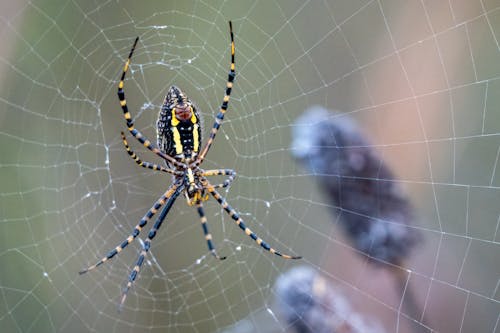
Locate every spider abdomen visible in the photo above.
<box><xmin>157</xmin><ymin>86</ymin><xmax>202</xmax><ymax>160</ymax></box>
<box><xmin>175</xmin><ymin>120</ymin><xmax>201</xmax><ymax>156</ymax></box>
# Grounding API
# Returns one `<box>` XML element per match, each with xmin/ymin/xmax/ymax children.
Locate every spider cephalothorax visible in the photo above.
<box><xmin>79</xmin><ymin>21</ymin><xmax>300</xmax><ymax>310</ymax></box>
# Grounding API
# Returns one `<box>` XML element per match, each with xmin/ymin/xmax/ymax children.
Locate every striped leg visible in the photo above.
<box><xmin>208</xmin><ymin>186</ymin><xmax>301</xmax><ymax>260</ymax></box>
<box><xmin>196</xmin><ymin>201</ymin><xmax>226</xmax><ymax>260</ymax></box>
<box><xmin>201</xmin><ymin>169</ymin><xmax>236</xmax><ymax>188</ymax></box>
<box><xmin>117</xmin><ymin>37</ymin><xmax>182</xmax><ymax>168</ymax></box>
<box><xmin>119</xmin><ymin>184</ymin><xmax>184</xmax><ymax>310</ymax></box>
<box><xmin>120</xmin><ymin>132</ymin><xmax>181</xmax><ymax>176</ymax></box>
<box><xmin>196</xmin><ymin>21</ymin><xmax>235</xmax><ymax>164</ymax></box>
<box><xmin>79</xmin><ymin>183</ymin><xmax>180</xmax><ymax>275</ymax></box>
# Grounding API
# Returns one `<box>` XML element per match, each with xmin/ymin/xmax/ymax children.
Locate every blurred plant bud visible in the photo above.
<box><xmin>275</xmin><ymin>266</ymin><xmax>385</xmax><ymax>333</ymax></box>
<box><xmin>291</xmin><ymin>106</ymin><xmax>421</xmax><ymax>265</ymax></box>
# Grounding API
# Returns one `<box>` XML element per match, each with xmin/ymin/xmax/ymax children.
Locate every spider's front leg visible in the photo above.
<box><xmin>119</xmin><ymin>183</ymin><xmax>184</xmax><ymax>310</ymax></box>
<box><xmin>204</xmin><ymin>181</ymin><xmax>301</xmax><ymax>260</ymax></box>
<box><xmin>79</xmin><ymin>183</ymin><xmax>181</xmax><ymax>275</ymax></box>
<box><xmin>196</xmin><ymin>200</ymin><xmax>226</xmax><ymax>261</ymax></box>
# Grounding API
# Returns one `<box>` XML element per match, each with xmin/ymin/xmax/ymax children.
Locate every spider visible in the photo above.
<box><xmin>79</xmin><ymin>21</ymin><xmax>301</xmax><ymax>309</ymax></box>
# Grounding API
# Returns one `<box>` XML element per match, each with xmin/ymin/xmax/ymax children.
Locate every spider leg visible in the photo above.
<box><xmin>121</xmin><ymin>132</ymin><xmax>181</xmax><ymax>176</ymax></box>
<box><xmin>79</xmin><ymin>183</ymin><xmax>180</xmax><ymax>275</ymax></box>
<box><xmin>201</xmin><ymin>169</ymin><xmax>236</xmax><ymax>189</ymax></box>
<box><xmin>119</xmin><ymin>184</ymin><xmax>184</xmax><ymax>310</ymax></box>
<box><xmin>207</xmin><ymin>185</ymin><xmax>301</xmax><ymax>260</ymax></box>
<box><xmin>196</xmin><ymin>21</ymin><xmax>235</xmax><ymax>165</ymax></box>
<box><xmin>117</xmin><ymin>37</ymin><xmax>183</xmax><ymax>168</ymax></box>
<box><xmin>196</xmin><ymin>201</ymin><xmax>226</xmax><ymax>260</ymax></box>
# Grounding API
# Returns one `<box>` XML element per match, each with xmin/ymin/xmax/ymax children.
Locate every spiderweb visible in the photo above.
<box><xmin>0</xmin><ymin>1</ymin><xmax>499</xmax><ymax>332</ymax></box>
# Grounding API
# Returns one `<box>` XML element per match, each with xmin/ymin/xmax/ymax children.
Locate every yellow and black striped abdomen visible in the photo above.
<box><xmin>157</xmin><ymin>103</ymin><xmax>202</xmax><ymax>160</ymax></box>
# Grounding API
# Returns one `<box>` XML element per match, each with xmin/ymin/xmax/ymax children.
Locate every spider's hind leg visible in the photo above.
<box><xmin>120</xmin><ymin>132</ymin><xmax>179</xmax><ymax>175</ymax></box>
<box><xmin>117</xmin><ymin>37</ymin><xmax>181</xmax><ymax>168</ymax></box>
<box><xmin>196</xmin><ymin>21</ymin><xmax>235</xmax><ymax>164</ymax></box>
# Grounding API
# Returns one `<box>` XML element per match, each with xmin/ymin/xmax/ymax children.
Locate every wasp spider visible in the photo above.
<box><xmin>79</xmin><ymin>21</ymin><xmax>301</xmax><ymax>310</ymax></box>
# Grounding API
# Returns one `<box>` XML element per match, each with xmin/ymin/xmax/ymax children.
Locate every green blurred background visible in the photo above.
<box><xmin>0</xmin><ymin>1</ymin><xmax>499</xmax><ymax>332</ymax></box>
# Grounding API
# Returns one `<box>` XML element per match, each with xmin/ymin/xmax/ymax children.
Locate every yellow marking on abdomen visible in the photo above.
<box><xmin>172</xmin><ymin>127</ymin><xmax>182</xmax><ymax>155</ymax></box>
<box><xmin>193</xmin><ymin>123</ymin><xmax>199</xmax><ymax>152</ymax></box>
<box><xmin>170</xmin><ymin>108</ymin><xmax>183</xmax><ymax>155</ymax></box>
<box><xmin>190</xmin><ymin>109</ymin><xmax>197</xmax><ymax>124</ymax></box>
